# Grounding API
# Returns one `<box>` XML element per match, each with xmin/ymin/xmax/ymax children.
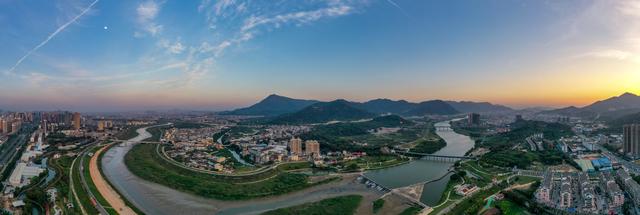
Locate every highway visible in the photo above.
<box><xmin>0</xmin><ymin>124</ymin><xmax>36</xmax><ymax>179</ymax></box>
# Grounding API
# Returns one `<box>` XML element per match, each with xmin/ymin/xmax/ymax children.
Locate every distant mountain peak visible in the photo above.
<box><xmin>619</xmin><ymin>92</ymin><xmax>637</xmax><ymax>97</ymax></box>
<box><xmin>541</xmin><ymin>92</ymin><xmax>640</xmax><ymax>118</ymax></box>
<box><xmin>263</xmin><ymin>94</ymin><xmax>289</xmax><ymax>100</ymax></box>
<box><xmin>222</xmin><ymin>94</ymin><xmax>319</xmax><ymax>116</ymax></box>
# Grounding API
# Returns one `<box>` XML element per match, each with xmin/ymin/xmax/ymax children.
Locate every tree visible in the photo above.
<box><xmin>345</xmin><ymin>163</ymin><xmax>360</xmax><ymax>172</ymax></box>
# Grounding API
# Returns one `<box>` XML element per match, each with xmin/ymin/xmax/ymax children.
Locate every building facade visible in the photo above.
<box><xmin>624</xmin><ymin>124</ymin><xmax>640</xmax><ymax>159</ymax></box>
<box><xmin>72</xmin><ymin>112</ymin><xmax>81</xmax><ymax>130</ymax></box>
<box><xmin>305</xmin><ymin>140</ymin><xmax>320</xmax><ymax>158</ymax></box>
<box><xmin>468</xmin><ymin>113</ymin><xmax>480</xmax><ymax>125</ymax></box>
<box><xmin>289</xmin><ymin>137</ymin><xmax>302</xmax><ymax>155</ymax></box>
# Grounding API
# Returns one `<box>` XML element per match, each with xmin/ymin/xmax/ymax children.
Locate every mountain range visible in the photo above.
<box><xmin>541</xmin><ymin>92</ymin><xmax>640</xmax><ymax>120</ymax></box>
<box><xmin>220</xmin><ymin>94</ymin><xmax>319</xmax><ymax>116</ymax></box>
<box><xmin>224</xmin><ymin>94</ymin><xmax>512</xmax><ymax>117</ymax></box>
<box><xmin>270</xmin><ymin>100</ymin><xmax>376</xmax><ymax>124</ymax></box>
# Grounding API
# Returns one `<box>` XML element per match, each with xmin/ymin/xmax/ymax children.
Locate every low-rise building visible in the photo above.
<box><xmin>536</xmin><ymin>171</ymin><xmax>553</xmax><ymax>204</ymax></box>
<box><xmin>454</xmin><ymin>184</ymin><xmax>479</xmax><ymax>196</ymax></box>
<box><xmin>600</xmin><ymin>172</ymin><xmax>624</xmax><ymax>208</ymax></box>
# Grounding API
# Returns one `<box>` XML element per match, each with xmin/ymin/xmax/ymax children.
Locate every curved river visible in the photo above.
<box><xmin>364</xmin><ymin>120</ymin><xmax>475</xmax><ymax>206</ymax></box>
<box><xmin>102</xmin><ymin>120</ymin><xmax>474</xmax><ymax>214</ymax></box>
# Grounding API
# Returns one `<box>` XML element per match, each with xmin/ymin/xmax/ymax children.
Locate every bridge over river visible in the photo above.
<box><xmin>393</xmin><ymin>147</ymin><xmax>475</xmax><ymax>162</ymax></box>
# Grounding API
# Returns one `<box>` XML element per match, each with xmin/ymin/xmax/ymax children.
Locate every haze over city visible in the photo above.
<box><xmin>2</xmin><ymin>0</ymin><xmax>639</xmax><ymax>111</ymax></box>
<box><xmin>6</xmin><ymin>1</ymin><xmax>640</xmax><ymax>215</ymax></box>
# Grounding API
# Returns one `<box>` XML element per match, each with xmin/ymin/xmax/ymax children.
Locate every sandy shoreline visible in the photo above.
<box><xmin>90</xmin><ymin>145</ymin><xmax>136</xmax><ymax>214</ymax></box>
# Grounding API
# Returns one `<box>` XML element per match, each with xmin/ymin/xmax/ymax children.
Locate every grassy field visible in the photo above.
<box><xmin>511</xmin><ymin>176</ymin><xmax>540</xmax><ymax>185</ymax></box>
<box><xmin>399</xmin><ymin>206</ymin><xmax>422</xmax><ymax>215</ymax></box>
<box><xmin>496</xmin><ymin>200</ymin><xmax>528</xmax><ymax>215</ymax></box>
<box><xmin>341</xmin><ymin>155</ymin><xmax>410</xmax><ymax>171</ymax></box>
<box><xmin>125</xmin><ymin>143</ymin><xmax>334</xmax><ymax>200</ymax></box>
<box><xmin>70</xmin><ymin>153</ymin><xmax>100</xmax><ymax>214</ymax></box>
<box><xmin>144</xmin><ymin>125</ymin><xmax>172</xmax><ymax>142</ymax></box>
<box><xmin>114</xmin><ymin>126</ymin><xmax>143</xmax><ymax>140</ymax></box>
<box><xmin>372</xmin><ymin>198</ymin><xmax>384</xmax><ymax>213</ymax></box>
<box><xmin>262</xmin><ymin>195</ymin><xmax>362</xmax><ymax>215</ymax></box>
<box><xmin>445</xmin><ymin>185</ymin><xmax>503</xmax><ymax>215</ymax></box>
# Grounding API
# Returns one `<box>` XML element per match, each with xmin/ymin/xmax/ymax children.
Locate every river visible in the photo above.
<box><xmin>101</xmin><ymin>120</ymin><xmax>474</xmax><ymax>214</ymax></box>
<box><xmin>364</xmin><ymin>120</ymin><xmax>475</xmax><ymax>206</ymax></box>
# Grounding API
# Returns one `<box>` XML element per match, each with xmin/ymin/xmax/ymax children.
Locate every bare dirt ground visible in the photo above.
<box><xmin>90</xmin><ymin>145</ymin><xmax>136</xmax><ymax>215</ymax></box>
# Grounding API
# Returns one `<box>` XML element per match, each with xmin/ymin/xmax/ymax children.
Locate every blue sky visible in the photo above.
<box><xmin>1</xmin><ymin>0</ymin><xmax>639</xmax><ymax>111</ymax></box>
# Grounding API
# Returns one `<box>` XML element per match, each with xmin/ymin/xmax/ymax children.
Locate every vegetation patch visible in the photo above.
<box><xmin>261</xmin><ymin>195</ymin><xmax>362</xmax><ymax>215</ymax></box>
<box><xmin>496</xmin><ymin>200</ymin><xmax>527</xmax><ymax>215</ymax></box>
<box><xmin>125</xmin><ymin>143</ymin><xmax>332</xmax><ymax>200</ymax></box>
<box><xmin>115</xmin><ymin>126</ymin><xmax>143</xmax><ymax>140</ymax></box>
<box><xmin>399</xmin><ymin>206</ymin><xmax>422</xmax><ymax>215</ymax></box>
<box><xmin>372</xmin><ymin>198</ymin><xmax>384</xmax><ymax>213</ymax></box>
<box><xmin>70</xmin><ymin>153</ymin><xmax>100</xmax><ymax>214</ymax></box>
<box><xmin>409</xmin><ymin>138</ymin><xmax>446</xmax><ymax>154</ymax></box>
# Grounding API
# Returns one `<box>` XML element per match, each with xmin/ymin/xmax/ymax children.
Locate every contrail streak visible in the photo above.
<box><xmin>385</xmin><ymin>0</ymin><xmax>409</xmax><ymax>17</ymax></box>
<box><xmin>6</xmin><ymin>0</ymin><xmax>99</xmax><ymax>74</ymax></box>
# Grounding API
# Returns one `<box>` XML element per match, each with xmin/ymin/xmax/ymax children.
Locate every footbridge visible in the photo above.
<box><xmin>394</xmin><ymin>150</ymin><xmax>475</xmax><ymax>162</ymax></box>
<box><xmin>435</xmin><ymin>125</ymin><xmax>453</xmax><ymax>131</ymax></box>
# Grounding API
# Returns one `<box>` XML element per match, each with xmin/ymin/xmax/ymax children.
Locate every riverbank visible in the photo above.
<box><xmin>365</xmin><ymin>119</ymin><xmax>476</xmax><ymax>208</ymax></box>
<box><xmin>90</xmin><ymin>144</ymin><xmax>136</xmax><ymax>214</ymax></box>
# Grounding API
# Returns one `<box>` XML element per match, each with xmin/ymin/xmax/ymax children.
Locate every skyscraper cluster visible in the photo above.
<box><xmin>0</xmin><ymin>112</ymin><xmax>31</xmax><ymax>135</ymax></box>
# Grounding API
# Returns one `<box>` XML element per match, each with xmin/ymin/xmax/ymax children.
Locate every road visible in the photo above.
<box><xmin>0</xmin><ymin>124</ymin><xmax>35</xmax><ymax>180</ymax></box>
<box><xmin>74</xmin><ymin>141</ymin><xmax>109</xmax><ymax>215</ymax></box>
<box><xmin>591</xmin><ymin>142</ymin><xmax>640</xmax><ymax>175</ymax></box>
<box><xmin>157</xmin><ymin>143</ymin><xmax>306</xmax><ymax>177</ymax></box>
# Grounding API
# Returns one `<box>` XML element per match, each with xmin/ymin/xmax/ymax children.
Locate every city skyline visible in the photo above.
<box><xmin>2</xmin><ymin>0</ymin><xmax>640</xmax><ymax>111</ymax></box>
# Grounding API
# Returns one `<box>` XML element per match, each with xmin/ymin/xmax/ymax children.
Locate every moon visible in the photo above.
<box><xmin>104</xmin><ymin>26</ymin><xmax>108</xmax><ymax>30</ymax></box>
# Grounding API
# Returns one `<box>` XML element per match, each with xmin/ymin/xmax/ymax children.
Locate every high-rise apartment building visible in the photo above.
<box><xmin>72</xmin><ymin>112</ymin><xmax>81</xmax><ymax>130</ymax></box>
<box><xmin>97</xmin><ymin>121</ymin><xmax>105</xmax><ymax>131</ymax></box>
<box><xmin>468</xmin><ymin>113</ymin><xmax>480</xmax><ymax>125</ymax></box>
<box><xmin>305</xmin><ymin>140</ymin><xmax>320</xmax><ymax>158</ymax></box>
<box><xmin>1</xmin><ymin>119</ymin><xmax>9</xmax><ymax>135</ymax></box>
<box><xmin>624</xmin><ymin>124</ymin><xmax>640</xmax><ymax>159</ymax></box>
<box><xmin>289</xmin><ymin>137</ymin><xmax>302</xmax><ymax>155</ymax></box>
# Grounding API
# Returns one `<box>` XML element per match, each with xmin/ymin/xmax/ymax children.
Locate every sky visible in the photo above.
<box><xmin>1</xmin><ymin>0</ymin><xmax>639</xmax><ymax>111</ymax></box>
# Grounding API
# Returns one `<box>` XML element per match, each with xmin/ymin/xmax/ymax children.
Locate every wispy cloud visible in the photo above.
<box><xmin>203</xmin><ymin>1</ymin><xmax>360</xmax><ymax>58</ymax></box>
<box><xmin>131</xmin><ymin>0</ymin><xmax>366</xmax><ymax>90</ymax></box>
<box><xmin>5</xmin><ymin>0</ymin><xmax>99</xmax><ymax>75</ymax></box>
<box><xmin>240</xmin><ymin>5</ymin><xmax>353</xmax><ymax>32</ymax></box>
<box><xmin>581</xmin><ymin>49</ymin><xmax>640</xmax><ymax>63</ymax></box>
<box><xmin>135</xmin><ymin>0</ymin><xmax>163</xmax><ymax>37</ymax></box>
<box><xmin>562</xmin><ymin>0</ymin><xmax>640</xmax><ymax>63</ymax></box>
<box><xmin>159</xmin><ymin>39</ymin><xmax>185</xmax><ymax>54</ymax></box>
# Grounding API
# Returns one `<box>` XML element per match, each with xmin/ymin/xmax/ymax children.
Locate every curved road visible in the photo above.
<box><xmin>75</xmin><ymin>142</ymin><xmax>106</xmax><ymax>214</ymax></box>
<box><xmin>101</xmin><ymin>126</ymin><xmax>379</xmax><ymax>215</ymax></box>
